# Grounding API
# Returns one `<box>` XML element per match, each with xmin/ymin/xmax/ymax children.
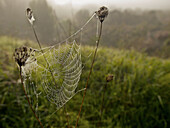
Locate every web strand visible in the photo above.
<box><xmin>21</xmin><ymin>12</ymin><xmax>97</xmax><ymax>115</ymax></box>
<box><xmin>33</xmin><ymin>13</ymin><xmax>96</xmax><ymax>52</ymax></box>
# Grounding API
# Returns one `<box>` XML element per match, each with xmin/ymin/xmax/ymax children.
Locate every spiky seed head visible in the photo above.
<box><xmin>96</xmin><ymin>6</ymin><xmax>109</xmax><ymax>23</ymax></box>
<box><xmin>13</xmin><ymin>46</ymin><xmax>35</xmax><ymax>67</ymax></box>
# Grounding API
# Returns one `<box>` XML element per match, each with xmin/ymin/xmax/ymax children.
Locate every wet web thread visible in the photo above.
<box><xmin>21</xmin><ymin>40</ymin><xmax>83</xmax><ymax>113</ymax></box>
<box><xmin>41</xmin><ymin>41</ymin><xmax>83</xmax><ymax>109</ymax></box>
<box><xmin>21</xmin><ymin>13</ymin><xmax>97</xmax><ymax>113</ymax></box>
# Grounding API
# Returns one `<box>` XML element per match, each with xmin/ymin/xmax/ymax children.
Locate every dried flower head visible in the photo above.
<box><xmin>26</xmin><ymin>8</ymin><xmax>35</xmax><ymax>25</ymax></box>
<box><xmin>96</xmin><ymin>6</ymin><xmax>109</xmax><ymax>23</ymax></box>
<box><xmin>106</xmin><ymin>74</ymin><xmax>114</xmax><ymax>82</ymax></box>
<box><xmin>13</xmin><ymin>46</ymin><xmax>36</xmax><ymax>67</ymax></box>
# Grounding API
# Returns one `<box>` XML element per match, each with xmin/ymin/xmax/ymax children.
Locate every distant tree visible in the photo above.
<box><xmin>0</xmin><ymin>0</ymin><xmax>29</xmax><ymax>36</ymax></box>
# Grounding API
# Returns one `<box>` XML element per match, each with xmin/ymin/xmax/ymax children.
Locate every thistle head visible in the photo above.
<box><xmin>13</xmin><ymin>46</ymin><xmax>35</xmax><ymax>67</ymax></box>
<box><xmin>96</xmin><ymin>6</ymin><xmax>109</xmax><ymax>23</ymax></box>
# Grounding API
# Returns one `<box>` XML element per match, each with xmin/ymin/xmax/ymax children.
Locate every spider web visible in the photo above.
<box><xmin>41</xmin><ymin>41</ymin><xmax>83</xmax><ymax>109</ymax></box>
<box><xmin>21</xmin><ymin>13</ymin><xmax>97</xmax><ymax>114</ymax></box>
<box><xmin>21</xmin><ymin>40</ymin><xmax>83</xmax><ymax>113</ymax></box>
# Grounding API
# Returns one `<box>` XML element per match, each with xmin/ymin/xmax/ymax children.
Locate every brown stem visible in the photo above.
<box><xmin>32</xmin><ymin>25</ymin><xmax>70</xmax><ymax>126</ymax></box>
<box><xmin>19</xmin><ymin>66</ymin><xmax>44</xmax><ymax>128</ymax></box>
<box><xmin>75</xmin><ymin>22</ymin><xmax>103</xmax><ymax>128</ymax></box>
<box><xmin>31</xmin><ymin>25</ymin><xmax>57</xmax><ymax>86</ymax></box>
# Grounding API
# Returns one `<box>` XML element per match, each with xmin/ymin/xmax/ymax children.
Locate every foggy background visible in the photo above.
<box><xmin>47</xmin><ymin>0</ymin><xmax>170</xmax><ymax>10</ymax></box>
<box><xmin>0</xmin><ymin>0</ymin><xmax>170</xmax><ymax>58</ymax></box>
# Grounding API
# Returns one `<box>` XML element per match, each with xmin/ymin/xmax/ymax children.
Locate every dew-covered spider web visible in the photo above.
<box><xmin>21</xmin><ymin>12</ymin><xmax>99</xmax><ymax>115</ymax></box>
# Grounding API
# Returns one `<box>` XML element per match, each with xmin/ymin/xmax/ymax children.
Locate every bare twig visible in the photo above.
<box><xmin>75</xmin><ymin>21</ymin><xmax>103</xmax><ymax>128</ymax></box>
<box><xmin>31</xmin><ymin>25</ymin><xmax>57</xmax><ymax>86</ymax></box>
<box><xmin>26</xmin><ymin>8</ymin><xmax>70</xmax><ymax>126</ymax></box>
<box><xmin>14</xmin><ymin>46</ymin><xmax>43</xmax><ymax>128</ymax></box>
<box><xmin>75</xmin><ymin>6</ymin><xmax>108</xmax><ymax>127</ymax></box>
<box><xmin>19</xmin><ymin>66</ymin><xmax>44</xmax><ymax>128</ymax></box>
<box><xmin>26</xmin><ymin>8</ymin><xmax>56</xmax><ymax>86</ymax></box>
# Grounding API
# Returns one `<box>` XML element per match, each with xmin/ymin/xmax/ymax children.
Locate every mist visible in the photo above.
<box><xmin>47</xmin><ymin>0</ymin><xmax>170</xmax><ymax>11</ymax></box>
<box><xmin>0</xmin><ymin>0</ymin><xmax>170</xmax><ymax>57</ymax></box>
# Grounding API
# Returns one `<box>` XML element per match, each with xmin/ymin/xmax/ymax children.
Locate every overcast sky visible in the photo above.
<box><xmin>47</xmin><ymin>0</ymin><xmax>170</xmax><ymax>10</ymax></box>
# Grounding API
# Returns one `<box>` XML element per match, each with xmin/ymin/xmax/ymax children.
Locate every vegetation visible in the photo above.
<box><xmin>0</xmin><ymin>36</ymin><xmax>170</xmax><ymax>128</ymax></box>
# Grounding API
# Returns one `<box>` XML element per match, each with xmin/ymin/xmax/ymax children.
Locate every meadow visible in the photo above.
<box><xmin>0</xmin><ymin>36</ymin><xmax>170</xmax><ymax>128</ymax></box>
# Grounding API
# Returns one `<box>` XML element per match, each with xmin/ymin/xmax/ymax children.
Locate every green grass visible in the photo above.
<box><xmin>0</xmin><ymin>36</ymin><xmax>170</xmax><ymax>128</ymax></box>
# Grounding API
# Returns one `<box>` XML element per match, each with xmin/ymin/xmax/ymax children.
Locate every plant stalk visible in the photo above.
<box><xmin>75</xmin><ymin>22</ymin><xmax>103</xmax><ymax>128</ymax></box>
<box><xmin>31</xmin><ymin>25</ymin><xmax>57</xmax><ymax>86</ymax></box>
<box><xmin>19</xmin><ymin>66</ymin><xmax>44</xmax><ymax>128</ymax></box>
<box><xmin>31</xmin><ymin>24</ymin><xmax>70</xmax><ymax>127</ymax></box>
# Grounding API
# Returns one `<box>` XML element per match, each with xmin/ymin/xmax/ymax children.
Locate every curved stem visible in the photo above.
<box><xmin>31</xmin><ymin>25</ymin><xmax>57</xmax><ymax>86</ymax></box>
<box><xmin>31</xmin><ymin>25</ymin><xmax>70</xmax><ymax>126</ymax></box>
<box><xmin>75</xmin><ymin>22</ymin><xmax>103</xmax><ymax>128</ymax></box>
<box><xmin>19</xmin><ymin>66</ymin><xmax>44</xmax><ymax>128</ymax></box>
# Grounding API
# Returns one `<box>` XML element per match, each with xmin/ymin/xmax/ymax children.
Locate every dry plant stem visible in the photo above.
<box><xmin>32</xmin><ymin>25</ymin><xmax>71</xmax><ymax>125</ymax></box>
<box><xmin>19</xmin><ymin>66</ymin><xmax>44</xmax><ymax>128</ymax></box>
<box><xmin>31</xmin><ymin>25</ymin><xmax>57</xmax><ymax>86</ymax></box>
<box><xmin>75</xmin><ymin>22</ymin><xmax>103</xmax><ymax>128</ymax></box>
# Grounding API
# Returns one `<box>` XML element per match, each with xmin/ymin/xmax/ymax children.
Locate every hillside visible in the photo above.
<box><xmin>0</xmin><ymin>36</ymin><xmax>170</xmax><ymax>128</ymax></box>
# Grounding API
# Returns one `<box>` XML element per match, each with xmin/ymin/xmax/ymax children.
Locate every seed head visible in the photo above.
<box><xmin>96</xmin><ymin>6</ymin><xmax>109</xmax><ymax>23</ymax></box>
<box><xmin>13</xmin><ymin>46</ymin><xmax>35</xmax><ymax>67</ymax></box>
<box><xmin>26</xmin><ymin>8</ymin><xmax>35</xmax><ymax>25</ymax></box>
<box><xmin>106</xmin><ymin>74</ymin><xmax>114</xmax><ymax>82</ymax></box>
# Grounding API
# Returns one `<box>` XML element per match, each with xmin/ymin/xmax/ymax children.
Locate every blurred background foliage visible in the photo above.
<box><xmin>0</xmin><ymin>37</ymin><xmax>169</xmax><ymax>127</ymax></box>
<box><xmin>0</xmin><ymin>0</ymin><xmax>170</xmax><ymax>127</ymax></box>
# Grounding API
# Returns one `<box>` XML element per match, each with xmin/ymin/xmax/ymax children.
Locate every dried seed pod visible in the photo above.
<box><xmin>14</xmin><ymin>46</ymin><xmax>28</xmax><ymax>66</ymax></box>
<box><xmin>96</xmin><ymin>6</ymin><xmax>109</xmax><ymax>22</ymax></box>
<box><xmin>13</xmin><ymin>46</ymin><xmax>36</xmax><ymax>67</ymax></box>
<box><xmin>26</xmin><ymin>8</ymin><xmax>35</xmax><ymax>25</ymax></box>
<box><xmin>106</xmin><ymin>74</ymin><xmax>114</xmax><ymax>82</ymax></box>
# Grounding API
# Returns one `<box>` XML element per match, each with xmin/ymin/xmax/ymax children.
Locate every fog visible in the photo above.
<box><xmin>0</xmin><ymin>0</ymin><xmax>170</xmax><ymax>58</ymax></box>
<box><xmin>47</xmin><ymin>0</ymin><xmax>170</xmax><ymax>10</ymax></box>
